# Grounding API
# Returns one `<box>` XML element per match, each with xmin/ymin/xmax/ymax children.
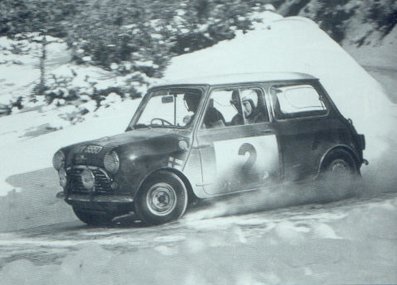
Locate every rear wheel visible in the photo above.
<box><xmin>320</xmin><ymin>149</ymin><xmax>360</xmax><ymax>196</ymax></box>
<box><xmin>73</xmin><ymin>207</ymin><xmax>114</xmax><ymax>226</ymax></box>
<box><xmin>135</xmin><ymin>171</ymin><xmax>188</xmax><ymax>225</ymax></box>
<box><xmin>322</xmin><ymin>149</ymin><xmax>358</xmax><ymax>177</ymax></box>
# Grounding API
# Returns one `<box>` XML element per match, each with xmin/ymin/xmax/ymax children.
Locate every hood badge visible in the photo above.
<box><xmin>84</xmin><ymin>145</ymin><xmax>103</xmax><ymax>154</ymax></box>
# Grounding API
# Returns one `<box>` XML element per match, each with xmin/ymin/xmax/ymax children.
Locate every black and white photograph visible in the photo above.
<box><xmin>0</xmin><ymin>0</ymin><xmax>396</xmax><ymax>284</ymax></box>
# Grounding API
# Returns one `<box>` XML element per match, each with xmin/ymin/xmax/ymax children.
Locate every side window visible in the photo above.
<box><xmin>271</xmin><ymin>84</ymin><xmax>327</xmax><ymax>119</ymax></box>
<box><xmin>202</xmin><ymin>87</ymin><xmax>269</xmax><ymax>129</ymax></box>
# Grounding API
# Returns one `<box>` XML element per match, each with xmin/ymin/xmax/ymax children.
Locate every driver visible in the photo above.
<box><xmin>184</xmin><ymin>92</ymin><xmax>201</xmax><ymax>113</ymax></box>
<box><xmin>183</xmin><ymin>92</ymin><xmax>225</xmax><ymax>128</ymax></box>
<box><xmin>183</xmin><ymin>91</ymin><xmax>201</xmax><ymax>126</ymax></box>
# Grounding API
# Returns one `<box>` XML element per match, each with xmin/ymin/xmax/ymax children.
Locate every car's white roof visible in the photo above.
<box><xmin>155</xmin><ymin>72</ymin><xmax>317</xmax><ymax>87</ymax></box>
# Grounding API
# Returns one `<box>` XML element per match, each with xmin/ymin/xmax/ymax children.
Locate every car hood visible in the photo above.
<box><xmin>96</xmin><ymin>128</ymin><xmax>187</xmax><ymax>147</ymax></box>
<box><xmin>62</xmin><ymin>128</ymin><xmax>191</xmax><ymax>166</ymax></box>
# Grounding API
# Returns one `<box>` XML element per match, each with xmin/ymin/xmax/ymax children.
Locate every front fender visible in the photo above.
<box><xmin>133</xmin><ymin>166</ymin><xmax>197</xmax><ymax>202</ymax></box>
<box><xmin>116</xmin><ymin>151</ymin><xmax>188</xmax><ymax>197</ymax></box>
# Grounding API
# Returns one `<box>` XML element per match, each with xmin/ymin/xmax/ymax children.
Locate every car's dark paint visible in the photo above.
<box><xmin>60</xmin><ymin>129</ymin><xmax>191</xmax><ymax>200</ymax></box>
<box><xmin>266</xmin><ymin>79</ymin><xmax>364</xmax><ymax>181</ymax></box>
<box><xmin>55</xmin><ymin>74</ymin><xmax>366</xmax><ymax>220</ymax></box>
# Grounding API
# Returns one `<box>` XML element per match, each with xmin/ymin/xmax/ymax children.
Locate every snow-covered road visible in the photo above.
<box><xmin>0</xmin><ymin>190</ymin><xmax>396</xmax><ymax>284</ymax></box>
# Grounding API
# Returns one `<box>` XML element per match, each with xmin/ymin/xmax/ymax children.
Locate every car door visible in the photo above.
<box><xmin>196</xmin><ymin>86</ymin><xmax>280</xmax><ymax>196</ymax></box>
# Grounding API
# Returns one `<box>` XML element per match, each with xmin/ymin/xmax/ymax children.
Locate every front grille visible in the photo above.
<box><xmin>68</xmin><ymin>167</ymin><xmax>112</xmax><ymax>194</ymax></box>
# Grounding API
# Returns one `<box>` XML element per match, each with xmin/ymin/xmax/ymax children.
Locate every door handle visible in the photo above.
<box><xmin>261</xmin><ymin>129</ymin><xmax>272</xmax><ymax>134</ymax></box>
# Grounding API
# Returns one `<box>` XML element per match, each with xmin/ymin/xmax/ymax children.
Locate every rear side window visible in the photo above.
<box><xmin>270</xmin><ymin>84</ymin><xmax>327</xmax><ymax>119</ymax></box>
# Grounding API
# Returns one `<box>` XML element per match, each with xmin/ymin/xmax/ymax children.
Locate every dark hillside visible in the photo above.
<box><xmin>1</xmin><ymin>0</ymin><xmax>395</xmax><ymax>73</ymax></box>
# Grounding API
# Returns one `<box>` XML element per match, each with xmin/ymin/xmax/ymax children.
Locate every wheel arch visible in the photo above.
<box><xmin>317</xmin><ymin>145</ymin><xmax>361</xmax><ymax>176</ymax></box>
<box><xmin>134</xmin><ymin>167</ymin><xmax>197</xmax><ymax>203</ymax></box>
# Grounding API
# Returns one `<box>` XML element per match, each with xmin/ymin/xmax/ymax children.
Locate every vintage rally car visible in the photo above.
<box><xmin>53</xmin><ymin>72</ymin><xmax>366</xmax><ymax>225</ymax></box>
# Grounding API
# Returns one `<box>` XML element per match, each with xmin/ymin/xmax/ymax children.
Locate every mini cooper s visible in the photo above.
<box><xmin>53</xmin><ymin>72</ymin><xmax>366</xmax><ymax>225</ymax></box>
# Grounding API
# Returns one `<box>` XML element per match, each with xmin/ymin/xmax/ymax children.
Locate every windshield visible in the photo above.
<box><xmin>133</xmin><ymin>88</ymin><xmax>204</xmax><ymax>129</ymax></box>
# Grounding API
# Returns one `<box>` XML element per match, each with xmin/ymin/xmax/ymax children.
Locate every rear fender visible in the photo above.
<box><xmin>316</xmin><ymin>145</ymin><xmax>361</xmax><ymax>178</ymax></box>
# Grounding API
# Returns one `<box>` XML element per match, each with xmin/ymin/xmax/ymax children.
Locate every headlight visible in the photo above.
<box><xmin>59</xmin><ymin>168</ymin><xmax>67</xmax><ymax>188</ymax></box>
<box><xmin>53</xmin><ymin>150</ymin><xmax>65</xmax><ymax>170</ymax></box>
<box><xmin>104</xmin><ymin>150</ymin><xmax>120</xmax><ymax>174</ymax></box>
<box><xmin>81</xmin><ymin>168</ymin><xmax>95</xmax><ymax>190</ymax></box>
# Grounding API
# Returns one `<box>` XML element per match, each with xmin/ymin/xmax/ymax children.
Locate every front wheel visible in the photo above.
<box><xmin>135</xmin><ymin>171</ymin><xmax>188</xmax><ymax>225</ymax></box>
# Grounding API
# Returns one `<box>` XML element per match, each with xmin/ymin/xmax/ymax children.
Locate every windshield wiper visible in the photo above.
<box><xmin>132</xmin><ymin>124</ymin><xmax>152</xmax><ymax>130</ymax></box>
<box><xmin>149</xmin><ymin>125</ymin><xmax>175</xmax><ymax>129</ymax></box>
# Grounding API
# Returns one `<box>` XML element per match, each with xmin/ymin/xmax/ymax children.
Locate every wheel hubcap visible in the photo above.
<box><xmin>329</xmin><ymin>159</ymin><xmax>351</xmax><ymax>175</ymax></box>
<box><xmin>146</xmin><ymin>183</ymin><xmax>177</xmax><ymax>216</ymax></box>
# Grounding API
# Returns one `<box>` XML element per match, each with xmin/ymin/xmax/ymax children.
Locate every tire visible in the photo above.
<box><xmin>135</xmin><ymin>171</ymin><xmax>188</xmax><ymax>225</ymax></box>
<box><xmin>320</xmin><ymin>149</ymin><xmax>360</xmax><ymax>197</ymax></box>
<box><xmin>73</xmin><ymin>207</ymin><xmax>114</xmax><ymax>226</ymax></box>
<box><xmin>322</xmin><ymin>149</ymin><xmax>358</xmax><ymax>178</ymax></box>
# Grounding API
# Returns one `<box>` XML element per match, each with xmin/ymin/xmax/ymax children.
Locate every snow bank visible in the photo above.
<box><xmin>0</xmin><ymin>99</ymin><xmax>140</xmax><ymax>195</ymax></box>
<box><xmin>164</xmin><ymin>13</ymin><xmax>394</xmax><ymax>162</ymax></box>
<box><xmin>0</xmin><ymin>34</ymin><xmax>148</xmax><ymax>195</ymax></box>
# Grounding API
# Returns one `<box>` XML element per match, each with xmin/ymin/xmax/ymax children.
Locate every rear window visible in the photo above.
<box><xmin>270</xmin><ymin>84</ymin><xmax>327</xmax><ymax>119</ymax></box>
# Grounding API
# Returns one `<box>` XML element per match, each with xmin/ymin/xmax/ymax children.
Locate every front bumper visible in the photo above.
<box><xmin>56</xmin><ymin>191</ymin><xmax>134</xmax><ymax>203</ymax></box>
